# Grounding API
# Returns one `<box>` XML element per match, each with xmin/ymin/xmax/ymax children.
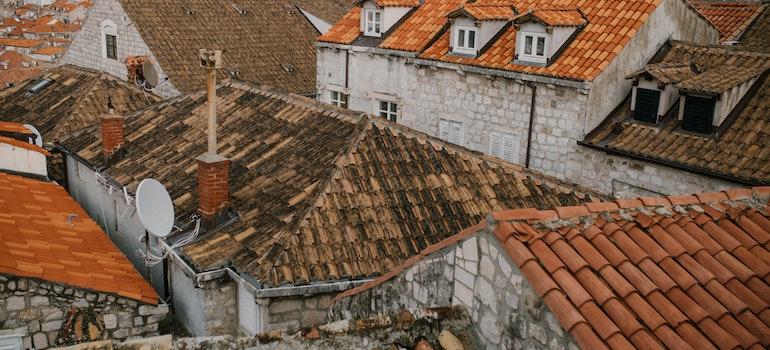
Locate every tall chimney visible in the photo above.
<box><xmin>101</xmin><ymin>112</ymin><xmax>126</xmax><ymax>167</ymax></box>
<box><xmin>196</xmin><ymin>49</ymin><xmax>229</xmax><ymax>228</ymax></box>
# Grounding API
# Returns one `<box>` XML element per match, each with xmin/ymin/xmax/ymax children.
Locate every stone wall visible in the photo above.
<box><xmin>261</xmin><ymin>292</ymin><xmax>336</xmax><ymax>332</ymax></box>
<box><xmin>328</xmin><ymin>232</ymin><xmax>580</xmax><ymax>349</ymax></box>
<box><xmin>0</xmin><ymin>274</ymin><xmax>168</xmax><ymax>349</ymax></box>
<box><xmin>201</xmin><ymin>277</ymin><xmax>237</xmax><ymax>336</ymax></box>
<box><xmin>59</xmin><ymin>0</ymin><xmax>180</xmax><ymax>98</ymax></box>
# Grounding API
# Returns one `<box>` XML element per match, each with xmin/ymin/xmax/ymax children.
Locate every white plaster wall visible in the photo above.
<box><xmin>169</xmin><ymin>261</ymin><xmax>207</xmax><ymax>336</ymax></box>
<box><xmin>58</xmin><ymin>0</ymin><xmax>180</xmax><ymax>98</ymax></box>
<box><xmin>0</xmin><ymin>144</ymin><xmax>47</xmax><ymax>177</ymax></box>
<box><xmin>717</xmin><ymin>78</ymin><xmax>755</xmax><ymax>125</ymax></box>
<box><xmin>583</xmin><ymin>0</ymin><xmax>719</xmax><ymax>133</ymax></box>
<box><xmin>383</xmin><ymin>7</ymin><xmax>411</xmax><ymax>32</ymax></box>
<box><xmin>64</xmin><ymin>155</ymin><xmax>166</xmax><ymax>297</ymax></box>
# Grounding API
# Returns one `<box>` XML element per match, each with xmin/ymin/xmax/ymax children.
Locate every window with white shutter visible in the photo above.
<box><xmin>238</xmin><ymin>282</ymin><xmax>259</xmax><ymax>336</ymax></box>
<box><xmin>489</xmin><ymin>131</ymin><xmax>518</xmax><ymax>163</ymax></box>
<box><xmin>439</xmin><ymin>119</ymin><xmax>463</xmax><ymax>145</ymax></box>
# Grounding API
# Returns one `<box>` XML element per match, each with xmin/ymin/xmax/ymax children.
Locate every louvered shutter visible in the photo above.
<box><xmin>439</xmin><ymin>119</ymin><xmax>450</xmax><ymax>140</ymax></box>
<box><xmin>490</xmin><ymin>132</ymin><xmax>502</xmax><ymax>157</ymax></box>
<box><xmin>239</xmin><ymin>283</ymin><xmax>258</xmax><ymax>336</ymax></box>
<box><xmin>634</xmin><ymin>88</ymin><xmax>660</xmax><ymax>123</ymax></box>
<box><xmin>502</xmin><ymin>133</ymin><xmax>515</xmax><ymax>163</ymax></box>
<box><xmin>450</xmin><ymin>121</ymin><xmax>462</xmax><ymax>145</ymax></box>
<box><xmin>682</xmin><ymin>96</ymin><xmax>715</xmax><ymax>134</ymax></box>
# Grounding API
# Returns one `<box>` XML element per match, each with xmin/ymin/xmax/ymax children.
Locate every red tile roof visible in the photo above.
<box><xmin>689</xmin><ymin>1</ymin><xmax>766</xmax><ymax>43</ymax></box>
<box><xmin>337</xmin><ymin>186</ymin><xmax>770</xmax><ymax>348</ymax></box>
<box><xmin>515</xmin><ymin>8</ymin><xmax>587</xmax><ymax>27</ymax></box>
<box><xmin>0</xmin><ymin>172</ymin><xmax>158</xmax><ymax>304</ymax></box>
<box><xmin>0</xmin><ymin>135</ymin><xmax>50</xmax><ymax>156</ymax></box>
<box><xmin>449</xmin><ymin>5</ymin><xmax>516</xmax><ymax>21</ymax></box>
<box><xmin>319</xmin><ymin>0</ymin><xmax>665</xmax><ymax>81</ymax></box>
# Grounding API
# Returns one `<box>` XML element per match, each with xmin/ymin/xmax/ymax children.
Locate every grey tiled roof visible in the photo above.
<box><xmin>117</xmin><ymin>0</ymin><xmax>352</xmax><ymax>95</ymax></box>
<box><xmin>61</xmin><ymin>79</ymin><xmax>604</xmax><ymax>287</ymax></box>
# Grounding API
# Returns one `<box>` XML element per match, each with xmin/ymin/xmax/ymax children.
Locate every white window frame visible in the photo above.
<box><xmin>0</xmin><ymin>334</ymin><xmax>23</xmax><ymax>350</ymax></box>
<box><xmin>364</xmin><ymin>9</ymin><xmax>382</xmax><ymax>37</ymax></box>
<box><xmin>520</xmin><ymin>32</ymin><xmax>547</xmax><ymax>63</ymax></box>
<box><xmin>439</xmin><ymin>119</ymin><xmax>463</xmax><ymax>145</ymax></box>
<box><xmin>100</xmin><ymin>19</ymin><xmax>117</xmax><ymax>60</ymax></box>
<box><xmin>377</xmin><ymin>100</ymin><xmax>398</xmax><ymax>122</ymax></box>
<box><xmin>329</xmin><ymin>90</ymin><xmax>347</xmax><ymax>108</ymax></box>
<box><xmin>489</xmin><ymin>131</ymin><xmax>519</xmax><ymax>164</ymax></box>
<box><xmin>453</xmin><ymin>26</ymin><xmax>477</xmax><ymax>55</ymax></box>
<box><xmin>238</xmin><ymin>282</ymin><xmax>260</xmax><ymax>336</ymax></box>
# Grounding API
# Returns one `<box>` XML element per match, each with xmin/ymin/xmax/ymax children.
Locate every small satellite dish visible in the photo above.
<box><xmin>142</xmin><ymin>61</ymin><xmax>159</xmax><ymax>88</ymax></box>
<box><xmin>22</xmin><ymin>124</ymin><xmax>42</xmax><ymax>147</ymax></box>
<box><xmin>136</xmin><ymin>178</ymin><xmax>175</xmax><ymax>238</ymax></box>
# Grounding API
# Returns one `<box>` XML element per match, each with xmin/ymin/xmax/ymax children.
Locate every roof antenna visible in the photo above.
<box><xmin>107</xmin><ymin>96</ymin><xmax>115</xmax><ymax>113</ymax></box>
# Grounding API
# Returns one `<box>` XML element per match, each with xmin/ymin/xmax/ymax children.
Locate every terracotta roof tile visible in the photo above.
<box><xmin>477</xmin><ymin>188</ymin><xmax>770</xmax><ymax>348</ymax></box>
<box><xmin>689</xmin><ymin>1</ymin><xmax>766</xmax><ymax>43</ymax></box>
<box><xmin>322</xmin><ymin>0</ymin><xmax>665</xmax><ymax>81</ymax></box>
<box><xmin>0</xmin><ymin>172</ymin><xmax>157</xmax><ymax>304</ymax></box>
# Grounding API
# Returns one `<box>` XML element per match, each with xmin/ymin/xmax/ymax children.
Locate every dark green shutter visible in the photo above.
<box><xmin>634</xmin><ymin>88</ymin><xmax>660</xmax><ymax>123</ymax></box>
<box><xmin>682</xmin><ymin>96</ymin><xmax>715</xmax><ymax>134</ymax></box>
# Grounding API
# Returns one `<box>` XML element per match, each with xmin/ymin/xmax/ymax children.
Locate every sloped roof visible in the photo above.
<box><xmin>448</xmin><ymin>5</ymin><xmax>516</xmax><ymax>21</ymax></box>
<box><xmin>737</xmin><ymin>4</ymin><xmax>770</xmax><ymax>53</ymax></box>
<box><xmin>688</xmin><ymin>0</ymin><xmax>766</xmax><ymax>43</ymax></box>
<box><xmin>114</xmin><ymin>0</ymin><xmax>351</xmax><ymax>95</ymax></box>
<box><xmin>319</xmin><ymin>0</ymin><xmax>668</xmax><ymax>81</ymax></box>
<box><xmin>0</xmin><ymin>171</ymin><xmax>158</xmax><ymax>304</ymax></box>
<box><xmin>514</xmin><ymin>8</ymin><xmax>587</xmax><ymax>27</ymax></box>
<box><xmin>338</xmin><ymin>186</ymin><xmax>770</xmax><ymax>349</ymax></box>
<box><xmin>582</xmin><ymin>41</ymin><xmax>770</xmax><ymax>186</ymax></box>
<box><xmin>0</xmin><ymin>65</ymin><xmax>161</xmax><ymax>143</ymax></box>
<box><xmin>60</xmin><ymin>79</ymin><xmax>603</xmax><ymax>287</ymax></box>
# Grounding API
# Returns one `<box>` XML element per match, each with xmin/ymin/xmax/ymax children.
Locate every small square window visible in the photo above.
<box><xmin>378</xmin><ymin>100</ymin><xmax>397</xmax><ymax>122</ymax></box>
<box><xmin>330</xmin><ymin>91</ymin><xmax>347</xmax><ymax>108</ymax></box>
<box><xmin>439</xmin><ymin>119</ymin><xmax>463</xmax><ymax>145</ymax></box>
<box><xmin>453</xmin><ymin>26</ymin><xmax>477</xmax><ymax>55</ymax></box>
<box><xmin>105</xmin><ymin>34</ymin><xmax>117</xmax><ymax>60</ymax></box>
<box><xmin>489</xmin><ymin>131</ymin><xmax>518</xmax><ymax>164</ymax></box>
<box><xmin>364</xmin><ymin>9</ymin><xmax>382</xmax><ymax>37</ymax></box>
<box><xmin>681</xmin><ymin>95</ymin><xmax>715</xmax><ymax>134</ymax></box>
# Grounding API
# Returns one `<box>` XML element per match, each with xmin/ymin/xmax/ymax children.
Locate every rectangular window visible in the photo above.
<box><xmin>330</xmin><ymin>90</ymin><xmax>347</xmax><ymax>108</ymax></box>
<box><xmin>378</xmin><ymin>100</ymin><xmax>397</xmax><ymax>122</ymax></box>
<box><xmin>439</xmin><ymin>119</ymin><xmax>463</xmax><ymax>145</ymax></box>
<box><xmin>682</xmin><ymin>95</ymin><xmax>715</xmax><ymax>134</ymax></box>
<box><xmin>489</xmin><ymin>131</ymin><xmax>518</xmax><ymax>164</ymax></box>
<box><xmin>454</xmin><ymin>27</ymin><xmax>477</xmax><ymax>55</ymax></box>
<box><xmin>521</xmin><ymin>33</ymin><xmax>547</xmax><ymax>63</ymax></box>
<box><xmin>105</xmin><ymin>34</ymin><xmax>117</xmax><ymax>60</ymax></box>
<box><xmin>364</xmin><ymin>9</ymin><xmax>382</xmax><ymax>37</ymax></box>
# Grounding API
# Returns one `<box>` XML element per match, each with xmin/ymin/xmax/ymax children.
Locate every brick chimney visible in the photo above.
<box><xmin>196</xmin><ymin>154</ymin><xmax>230</xmax><ymax>227</ymax></box>
<box><xmin>101</xmin><ymin>113</ymin><xmax>126</xmax><ymax>167</ymax></box>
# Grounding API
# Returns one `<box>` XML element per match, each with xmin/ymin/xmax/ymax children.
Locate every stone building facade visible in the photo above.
<box><xmin>0</xmin><ymin>275</ymin><xmax>168</xmax><ymax>350</ymax></box>
<box><xmin>329</xmin><ymin>230</ymin><xmax>578</xmax><ymax>349</ymax></box>
<box><xmin>59</xmin><ymin>0</ymin><xmax>180</xmax><ymax>98</ymax></box>
<box><xmin>317</xmin><ymin>0</ymin><xmax>725</xmax><ymax>197</ymax></box>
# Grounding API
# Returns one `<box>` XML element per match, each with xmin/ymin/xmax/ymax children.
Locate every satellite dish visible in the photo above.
<box><xmin>136</xmin><ymin>178</ymin><xmax>175</xmax><ymax>237</ymax></box>
<box><xmin>22</xmin><ymin>124</ymin><xmax>43</xmax><ymax>147</ymax></box>
<box><xmin>142</xmin><ymin>61</ymin><xmax>159</xmax><ymax>88</ymax></box>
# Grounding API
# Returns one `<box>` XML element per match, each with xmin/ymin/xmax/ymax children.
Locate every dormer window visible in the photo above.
<box><xmin>521</xmin><ymin>32</ymin><xmax>546</xmax><ymax>63</ymax></box>
<box><xmin>364</xmin><ymin>9</ymin><xmax>382</xmax><ymax>37</ymax></box>
<box><xmin>453</xmin><ymin>26</ymin><xmax>477</xmax><ymax>55</ymax></box>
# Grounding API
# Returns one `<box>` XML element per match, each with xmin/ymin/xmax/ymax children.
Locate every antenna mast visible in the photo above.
<box><xmin>199</xmin><ymin>49</ymin><xmax>222</xmax><ymax>155</ymax></box>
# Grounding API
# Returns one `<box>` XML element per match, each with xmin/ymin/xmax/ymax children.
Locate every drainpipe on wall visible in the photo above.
<box><xmin>525</xmin><ymin>82</ymin><xmax>536</xmax><ymax>169</ymax></box>
<box><xmin>345</xmin><ymin>49</ymin><xmax>350</xmax><ymax>106</ymax></box>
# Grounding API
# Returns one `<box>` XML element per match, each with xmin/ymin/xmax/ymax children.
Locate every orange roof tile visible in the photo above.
<box><xmin>320</xmin><ymin>0</ymin><xmax>665</xmax><ymax>81</ymax></box>
<box><xmin>689</xmin><ymin>1</ymin><xmax>766</xmax><ymax>43</ymax></box>
<box><xmin>449</xmin><ymin>4</ymin><xmax>516</xmax><ymax>21</ymax></box>
<box><xmin>337</xmin><ymin>186</ymin><xmax>770</xmax><ymax>348</ymax></box>
<box><xmin>0</xmin><ymin>135</ymin><xmax>50</xmax><ymax>156</ymax></box>
<box><xmin>514</xmin><ymin>8</ymin><xmax>587</xmax><ymax>27</ymax></box>
<box><xmin>33</xmin><ymin>46</ymin><xmax>65</xmax><ymax>55</ymax></box>
<box><xmin>0</xmin><ymin>121</ymin><xmax>33</xmax><ymax>134</ymax></box>
<box><xmin>0</xmin><ymin>172</ymin><xmax>158</xmax><ymax>304</ymax></box>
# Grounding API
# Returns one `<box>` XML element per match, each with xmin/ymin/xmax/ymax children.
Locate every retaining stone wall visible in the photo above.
<box><xmin>0</xmin><ymin>274</ymin><xmax>168</xmax><ymax>349</ymax></box>
<box><xmin>329</xmin><ymin>232</ymin><xmax>581</xmax><ymax>349</ymax></box>
<box><xmin>261</xmin><ymin>292</ymin><xmax>335</xmax><ymax>332</ymax></box>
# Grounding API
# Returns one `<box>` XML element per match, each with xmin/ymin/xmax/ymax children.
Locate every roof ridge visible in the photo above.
<box><xmin>254</xmin><ymin>113</ymin><xmax>372</xmax><ymax>280</ymax></box>
<box><xmin>489</xmin><ymin>186</ymin><xmax>770</xmax><ymax>225</ymax></box>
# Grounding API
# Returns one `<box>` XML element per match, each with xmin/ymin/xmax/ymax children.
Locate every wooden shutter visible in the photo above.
<box><xmin>490</xmin><ymin>132</ymin><xmax>502</xmax><ymax>157</ymax></box>
<box><xmin>440</xmin><ymin>119</ymin><xmax>462</xmax><ymax>145</ymax></box>
<box><xmin>682</xmin><ymin>95</ymin><xmax>715</xmax><ymax>133</ymax></box>
<box><xmin>634</xmin><ymin>88</ymin><xmax>660</xmax><ymax>123</ymax></box>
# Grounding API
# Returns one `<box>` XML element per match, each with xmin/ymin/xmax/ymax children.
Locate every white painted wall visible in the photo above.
<box><xmin>168</xmin><ymin>261</ymin><xmax>206</xmax><ymax>336</ymax></box>
<box><xmin>64</xmin><ymin>155</ymin><xmax>166</xmax><ymax>297</ymax></box>
<box><xmin>0</xmin><ymin>143</ymin><xmax>47</xmax><ymax>177</ymax></box>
